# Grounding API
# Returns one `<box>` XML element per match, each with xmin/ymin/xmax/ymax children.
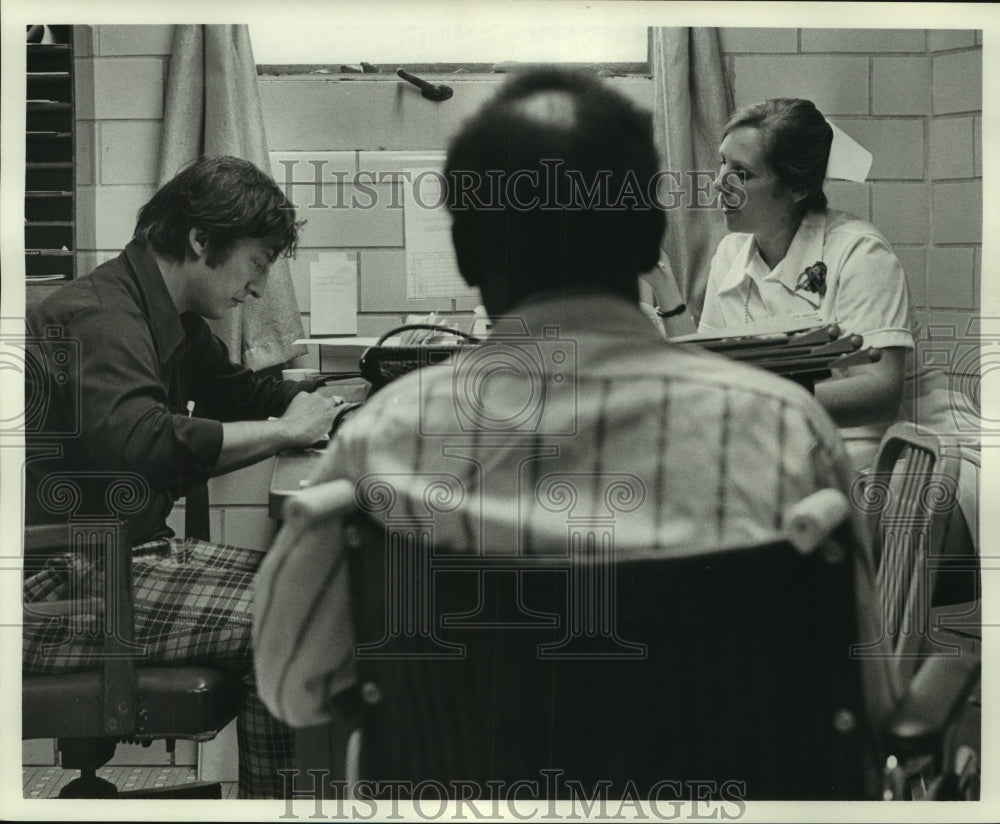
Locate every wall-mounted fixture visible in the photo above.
<box><xmin>396</xmin><ymin>68</ymin><xmax>453</xmax><ymax>101</ymax></box>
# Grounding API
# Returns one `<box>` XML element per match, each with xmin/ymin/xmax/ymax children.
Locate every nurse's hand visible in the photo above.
<box><xmin>640</xmin><ymin>258</ymin><xmax>686</xmax><ymax>312</ymax></box>
<box><xmin>639</xmin><ymin>259</ymin><xmax>696</xmax><ymax>338</ymax></box>
<box><xmin>638</xmin><ymin>302</ymin><xmax>668</xmax><ymax>340</ymax></box>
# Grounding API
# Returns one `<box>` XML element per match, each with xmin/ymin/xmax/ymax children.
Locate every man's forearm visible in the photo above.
<box><xmin>211</xmin><ymin>391</ymin><xmax>345</xmax><ymax>477</ymax></box>
<box><xmin>213</xmin><ymin>419</ymin><xmax>298</xmax><ymax>477</ymax></box>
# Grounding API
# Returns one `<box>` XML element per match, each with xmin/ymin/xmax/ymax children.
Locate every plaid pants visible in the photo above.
<box><xmin>23</xmin><ymin>537</ymin><xmax>294</xmax><ymax>799</ymax></box>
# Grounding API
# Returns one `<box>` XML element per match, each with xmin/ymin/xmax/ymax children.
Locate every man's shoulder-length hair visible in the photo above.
<box><xmin>134</xmin><ymin>155</ymin><xmax>303</xmax><ymax>267</ymax></box>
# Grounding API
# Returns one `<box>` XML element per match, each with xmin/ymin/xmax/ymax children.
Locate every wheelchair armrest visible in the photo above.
<box><xmin>882</xmin><ymin>653</ymin><xmax>980</xmax><ymax>759</ymax></box>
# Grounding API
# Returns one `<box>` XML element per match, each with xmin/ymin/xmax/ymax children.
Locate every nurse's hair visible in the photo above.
<box><xmin>723</xmin><ymin>98</ymin><xmax>833</xmax><ymax>214</ymax></box>
<box><xmin>134</xmin><ymin>155</ymin><xmax>303</xmax><ymax>267</ymax></box>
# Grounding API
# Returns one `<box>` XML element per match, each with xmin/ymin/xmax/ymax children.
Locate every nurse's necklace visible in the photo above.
<box><xmin>744</xmin><ymin>284</ymin><xmax>752</xmax><ymax>323</ymax></box>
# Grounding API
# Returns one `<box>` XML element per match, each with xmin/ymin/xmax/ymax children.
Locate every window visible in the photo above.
<box><xmin>250</xmin><ymin>22</ymin><xmax>650</xmax><ymax>75</ymax></box>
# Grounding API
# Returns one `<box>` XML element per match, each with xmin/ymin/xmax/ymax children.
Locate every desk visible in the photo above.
<box><xmin>269</xmin><ymin>450</ymin><xmax>324</xmax><ymax>520</ymax></box>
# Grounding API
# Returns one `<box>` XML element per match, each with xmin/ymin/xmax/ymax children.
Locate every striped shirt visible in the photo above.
<box><xmin>254</xmin><ymin>292</ymin><xmax>861</xmax><ymax>725</ymax></box>
<box><xmin>315</xmin><ymin>293</ymin><xmax>853</xmax><ymax>554</ymax></box>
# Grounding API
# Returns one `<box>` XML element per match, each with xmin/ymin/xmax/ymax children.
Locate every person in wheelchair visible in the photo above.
<box><xmin>254</xmin><ymin>67</ymin><xmax>871</xmax><ymax>727</ymax></box>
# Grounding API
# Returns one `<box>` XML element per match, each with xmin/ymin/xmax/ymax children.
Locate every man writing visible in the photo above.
<box><xmin>23</xmin><ymin>156</ymin><xmax>340</xmax><ymax>798</ymax></box>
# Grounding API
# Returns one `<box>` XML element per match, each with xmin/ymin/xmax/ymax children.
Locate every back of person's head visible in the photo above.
<box><xmin>134</xmin><ymin>155</ymin><xmax>302</xmax><ymax>266</ymax></box>
<box><xmin>445</xmin><ymin>67</ymin><xmax>665</xmax><ymax>308</ymax></box>
<box><xmin>723</xmin><ymin>98</ymin><xmax>833</xmax><ymax>214</ymax></box>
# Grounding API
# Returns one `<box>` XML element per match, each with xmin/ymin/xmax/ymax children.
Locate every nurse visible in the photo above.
<box><xmin>685</xmin><ymin>97</ymin><xmax>978</xmax><ymax>554</ymax></box>
<box><xmin>688</xmin><ymin>99</ymin><xmax>975</xmax><ymax>465</ymax></box>
<box><xmin>699</xmin><ymin>98</ymin><xmax>914</xmax><ymax>438</ymax></box>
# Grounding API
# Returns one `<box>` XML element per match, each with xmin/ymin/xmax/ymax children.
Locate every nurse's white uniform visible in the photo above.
<box><xmin>699</xmin><ymin>208</ymin><xmax>979</xmax><ymax>546</ymax></box>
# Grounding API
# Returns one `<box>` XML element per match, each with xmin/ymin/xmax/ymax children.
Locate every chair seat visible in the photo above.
<box><xmin>23</xmin><ymin>666</ymin><xmax>243</xmax><ymax>740</ymax></box>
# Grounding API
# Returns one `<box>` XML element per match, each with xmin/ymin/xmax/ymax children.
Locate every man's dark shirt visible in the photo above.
<box><xmin>25</xmin><ymin>240</ymin><xmax>302</xmax><ymax>544</ymax></box>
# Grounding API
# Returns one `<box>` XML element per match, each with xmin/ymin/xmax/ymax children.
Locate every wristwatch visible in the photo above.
<box><xmin>655</xmin><ymin>303</ymin><xmax>687</xmax><ymax>319</ymax></box>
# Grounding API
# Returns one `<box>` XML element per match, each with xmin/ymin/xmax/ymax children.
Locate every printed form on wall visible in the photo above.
<box><xmin>310</xmin><ymin>251</ymin><xmax>359</xmax><ymax>335</ymax></box>
<box><xmin>403</xmin><ymin>168</ymin><xmax>479</xmax><ymax>301</ymax></box>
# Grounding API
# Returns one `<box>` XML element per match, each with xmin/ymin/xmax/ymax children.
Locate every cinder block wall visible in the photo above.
<box><xmin>259</xmin><ymin>78</ymin><xmax>655</xmax><ymax>373</ymax></box>
<box><xmin>269</xmin><ymin>27</ymin><xmax>984</xmax><ymax>385</ymax></box>
<box><xmin>73</xmin><ymin>25</ymin><xmax>165</xmax><ymax>278</ymax></box>
<box><xmin>719</xmin><ymin>27</ymin><xmax>983</xmax><ymax>385</ymax></box>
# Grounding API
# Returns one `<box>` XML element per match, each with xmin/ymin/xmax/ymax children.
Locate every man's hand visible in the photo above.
<box><xmin>214</xmin><ymin>391</ymin><xmax>346</xmax><ymax>476</ymax></box>
<box><xmin>276</xmin><ymin>392</ymin><xmax>345</xmax><ymax>449</ymax></box>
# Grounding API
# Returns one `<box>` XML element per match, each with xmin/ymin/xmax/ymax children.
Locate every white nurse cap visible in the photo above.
<box><xmin>825</xmin><ymin>120</ymin><xmax>872</xmax><ymax>182</ymax></box>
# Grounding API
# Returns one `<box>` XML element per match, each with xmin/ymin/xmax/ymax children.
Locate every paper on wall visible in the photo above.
<box><xmin>403</xmin><ymin>168</ymin><xmax>479</xmax><ymax>301</ymax></box>
<box><xmin>309</xmin><ymin>252</ymin><xmax>359</xmax><ymax>335</ymax></box>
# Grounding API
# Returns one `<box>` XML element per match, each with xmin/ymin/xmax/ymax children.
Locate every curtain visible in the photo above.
<box><xmin>157</xmin><ymin>25</ymin><xmax>305</xmax><ymax>370</ymax></box>
<box><xmin>651</xmin><ymin>28</ymin><xmax>733</xmax><ymax>323</ymax></box>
